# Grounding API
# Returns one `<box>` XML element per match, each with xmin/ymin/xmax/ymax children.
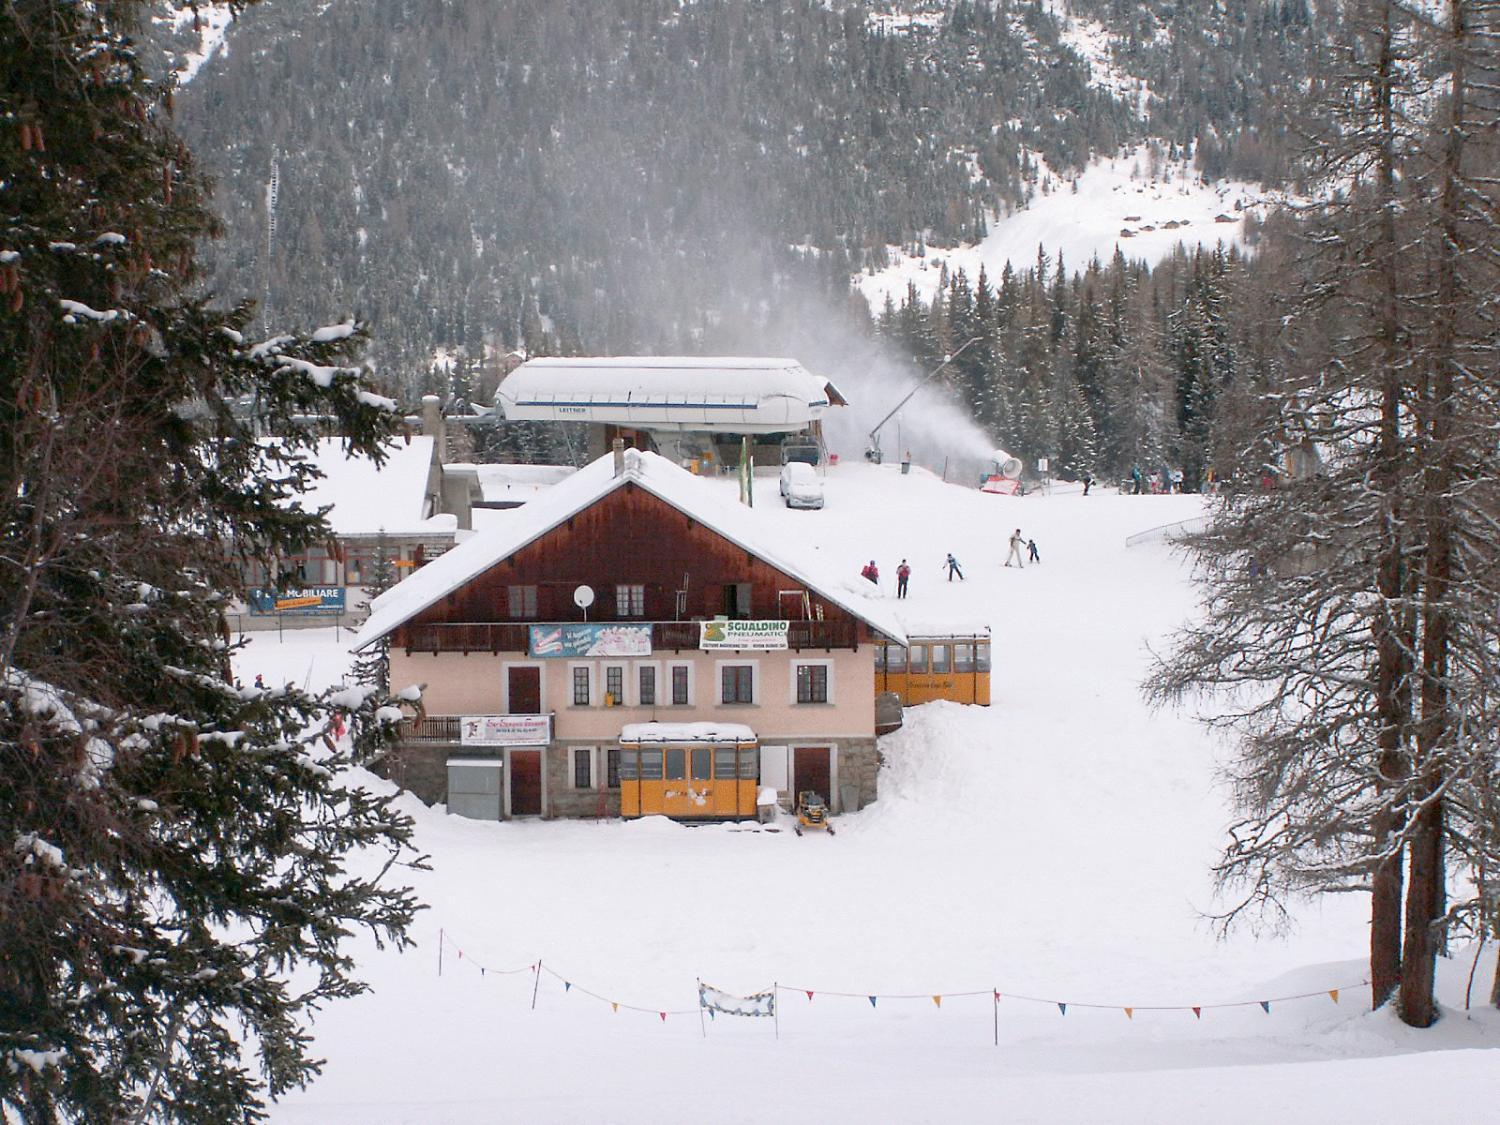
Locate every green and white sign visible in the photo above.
<box><xmin>698</xmin><ymin>619</ymin><xmax>789</xmax><ymax>651</ymax></box>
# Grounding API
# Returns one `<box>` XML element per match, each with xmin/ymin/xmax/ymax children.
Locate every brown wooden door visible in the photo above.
<box><xmin>509</xmin><ymin>750</ymin><xmax>542</xmax><ymax>816</ymax></box>
<box><xmin>507</xmin><ymin>666</ymin><xmax>541</xmax><ymax>714</ymax></box>
<box><xmin>793</xmin><ymin>747</ymin><xmax>831</xmax><ymax>806</ymax></box>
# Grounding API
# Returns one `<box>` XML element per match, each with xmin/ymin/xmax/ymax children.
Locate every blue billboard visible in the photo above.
<box><xmin>246</xmin><ymin>586</ymin><xmax>347</xmax><ymax>617</ymax></box>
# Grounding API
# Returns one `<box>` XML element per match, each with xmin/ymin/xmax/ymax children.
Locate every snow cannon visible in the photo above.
<box><xmin>980</xmin><ymin>449</ymin><xmax>1024</xmax><ymax>495</ymax></box>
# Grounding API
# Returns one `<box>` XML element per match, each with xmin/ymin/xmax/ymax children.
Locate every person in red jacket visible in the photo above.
<box><xmin>860</xmin><ymin>560</ymin><xmax>879</xmax><ymax>585</ymax></box>
<box><xmin>896</xmin><ymin>559</ymin><xmax>911</xmax><ymax>599</ymax></box>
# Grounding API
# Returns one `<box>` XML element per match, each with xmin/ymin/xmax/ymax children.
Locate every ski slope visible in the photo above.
<box><xmin>238</xmin><ymin>462</ymin><xmax>1499</xmax><ymax>1123</ymax></box>
<box><xmin>856</xmin><ymin>147</ymin><xmax>1281</xmax><ymax>310</ymax></box>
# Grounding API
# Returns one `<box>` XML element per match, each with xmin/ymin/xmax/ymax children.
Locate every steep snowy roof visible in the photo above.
<box><xmin>296</xmin><ymin>436</ymin><xmax>441</xmax><ymax>537</ymax></box>
<box><xmin>353</xmin><ymin>449</ymin><xmax>907</xmax><ymax>649</ymax></box>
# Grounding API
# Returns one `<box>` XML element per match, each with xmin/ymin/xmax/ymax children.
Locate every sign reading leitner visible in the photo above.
<box><xmin>698</xmin><ymin>619</ymin><xmax>789</xmax><ymax>651</ymax></box>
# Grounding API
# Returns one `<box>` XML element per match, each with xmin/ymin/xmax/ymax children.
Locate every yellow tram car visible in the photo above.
<box><xmin>874</xmin><ymin>628</ymin><xmax>991</xmax><ymax>706</ymax></box>
<box><xmin>617</xmin><ymin>725</ymin><xmax>760</xmax><ymax>820</ymax></box>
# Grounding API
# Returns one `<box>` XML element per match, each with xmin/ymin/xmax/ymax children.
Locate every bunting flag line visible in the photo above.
<box><xmin>437</xmin><ymin>927</ymin><xmax>1368</xmax><ymax>1028</ymax></box>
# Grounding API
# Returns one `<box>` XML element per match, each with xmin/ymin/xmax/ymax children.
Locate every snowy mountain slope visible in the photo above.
<box><xmin>1041</xmin><ymin>0</ymin><xmax>1152</xmax><ymax>117</ymax></box>
<box><xmin>856</xmin><ymin>145</ymin><xmax>1282</xmax><ymax>307</ymax></box>
<box><xmin>236</xmin><ymin>463</ymin><xmax>1499</xmax><ymax>1122</ymax></box>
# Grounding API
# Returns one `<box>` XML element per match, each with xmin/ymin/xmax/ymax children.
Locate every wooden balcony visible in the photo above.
<box><xmin>399</xmin><ymin>618</ymin><xmax>858</xmax><ymax>654</ymax></box>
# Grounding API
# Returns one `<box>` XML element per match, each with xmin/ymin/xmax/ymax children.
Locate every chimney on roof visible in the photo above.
<box><xmin>421</xmin><ymin>392</ymin><xmax>443</xmax><ymax>434</ymax></box>
<box><xmin>612</xmin><ymin>437</ymin><xmax>626</xmax><ymax>478</ymax></box>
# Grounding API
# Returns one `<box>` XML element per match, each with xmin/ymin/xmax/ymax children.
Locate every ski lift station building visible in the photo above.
<box><xmin>496</xmin><ymin>356</ymin><xmax>847</xmax><ymax>464</ymax></box>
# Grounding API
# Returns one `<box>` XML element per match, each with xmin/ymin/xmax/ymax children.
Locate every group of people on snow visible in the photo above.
<box><xmin>860</xmin><ymin>534</ymin><xmax>1040</xmax><ymax>597</ymax></box>
<box><xmin>1005</xmin><ymin>528</ymin><xmax>1040</xmax><ymax>567</ymax></box>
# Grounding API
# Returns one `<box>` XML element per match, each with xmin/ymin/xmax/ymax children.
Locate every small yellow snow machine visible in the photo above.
<box><xmin>794</xmin><ymin>791</ymin><xmax>835</xmax><ymax>837</ymax></box>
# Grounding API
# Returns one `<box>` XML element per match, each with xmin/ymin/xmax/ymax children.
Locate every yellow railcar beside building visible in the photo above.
<box><xmin>874</xmin><ymin>629</ymin><xmax>991</xmax><ymax>706</ymax></box>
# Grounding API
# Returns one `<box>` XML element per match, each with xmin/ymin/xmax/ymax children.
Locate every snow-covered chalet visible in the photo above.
<box><xmin>352</xmin><ymin>446</ymin><xmax>907</xmax><ymax>821</ymax></box>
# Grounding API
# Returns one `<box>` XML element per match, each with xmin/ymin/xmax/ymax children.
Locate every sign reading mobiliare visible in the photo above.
<box><xmin>698</xmin><ymin>619</ymin><xmax>789</xmax><ymax>651</ymax></box>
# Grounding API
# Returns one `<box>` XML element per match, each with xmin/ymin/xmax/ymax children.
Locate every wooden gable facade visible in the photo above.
<box><xmin>392</xmin><ymin>481</ymin><xmax>872</xmax><ymax>653</ymax></box>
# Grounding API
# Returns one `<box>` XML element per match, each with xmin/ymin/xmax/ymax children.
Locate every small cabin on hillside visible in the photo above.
<box><xmin>353</xmin><ymin>447</ymin><xmax>906</xmax><ymax>822</ymax></box>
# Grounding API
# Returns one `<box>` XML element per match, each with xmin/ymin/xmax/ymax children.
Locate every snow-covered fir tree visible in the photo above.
<box><xmin>0</xmin><ymin>2</ymin><xmax>426</xmax><ymax>1118</ymax></box>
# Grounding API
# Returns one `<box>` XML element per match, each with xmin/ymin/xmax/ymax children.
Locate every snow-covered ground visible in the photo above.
<box><xmin>238</xmin><ymin>463</ymin><xmax>1499</xmax><ymax>1123</ymax></box>
<box><xmin>857</xmin><ymin>146</ymin><xmax>1279</xmax><ymax>310</ymax></box>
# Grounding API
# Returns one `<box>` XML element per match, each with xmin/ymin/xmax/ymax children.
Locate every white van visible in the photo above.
<box><xmin>779</xmin><ymin>461</ymin><xmax>824</xmax><ymax>510</ymax></box>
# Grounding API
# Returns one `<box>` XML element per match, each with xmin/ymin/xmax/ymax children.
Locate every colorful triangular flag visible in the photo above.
<box><xmin>659</xmin><ymin>1012</ymin><xmax>667</xmax><ymax>1022</ymax></box>
<box><xmin>1123</xmin><ymin>1007</ymin><xmax>1133</xmax><ymax>1020</ymax></box>
<box><xmin>1329</xmin><ymin>989</ymin><xmax>1340</xmax><ymax>1004</ymax></box>
<box><xmin>1259</xmin><ymin>1001</ymin><xmax>1271</xmax><ymax>1014</ymax></box>
<box><xmin>869</xmin><ymin>996</ymin><xmax>878</xmax><ymax>1008</ymax></box>
<box><xmin>480</xmin><ymin>968</ymin><xmax>485</xmax><ymax>978</ymax></box>
<box><xmin>1192</xmin><ymin>1007</ymin><xmax>1202</xmax><ymax>1020</ymax></box>
<box><xmin>806</xmin><ymin>990</ymin><xmax>814</xmax><ymax>1002</ymax></box>
<box><xmin>994</xmin><ymin>991</ymin><xmax>1001</xmax><ymax>1002</ymax></box>
<box><xmin>564</xmin><ymin>981</ymin><xmax>571</xmax><ymax>992</ymax></box>
<box><xmin>708</xmin><ymin>1009</ymin><xmax>715</xmax><ymax>1021</ymax></box>
<box><xmin>1057</xmin><ymin>1002</ymin><xmax>1067</xmax><ymax>1016</ymax></box>
<box><xmin>611</xmin><ymin>1002</ymin><xmax>618</xmax><ymax>1013</ymax></box>
<box><xmin>932</xmin><ymin>995</ymin><xmax>942</xmax><ymax>1008</ymax></box>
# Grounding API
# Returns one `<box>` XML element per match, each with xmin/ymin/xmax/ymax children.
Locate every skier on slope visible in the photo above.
<box><xmin>1028</xmin><ymin>537</ymin><xmax>1040</xmax><ymax>564</ymax></box>
<box><xmin>1005</xmin><ymin>529</ymin><xmax>1026</xmax><ymax>568</ymax></box>
<box><xmin>860</xmin><ymin>560</ymin><xmax>880</xmax><ymax>585</ymax></box>
<box><xmin>896</xmin><ymin>559</ymin><xmax>911</xmax><ymax>599</ymax></box>
<box><xmin>944</xmin><ymin>553</ymin><xmax>965</xmax><ymax>581</ymax></box>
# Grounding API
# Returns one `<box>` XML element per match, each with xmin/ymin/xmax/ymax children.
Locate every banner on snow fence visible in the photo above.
<box><xmin>699</xmin><ymin>982</ymin><xmax>776</xmax><ymax>1018</ymax></box>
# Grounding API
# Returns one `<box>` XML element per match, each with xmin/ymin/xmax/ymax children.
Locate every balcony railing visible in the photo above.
<box><xmin>400</xmin><ymin>618</ymin><xmax>858</xmax><ymax>654</ymax></box>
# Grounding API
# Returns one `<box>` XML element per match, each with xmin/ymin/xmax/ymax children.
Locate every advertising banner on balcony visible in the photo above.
<box><xmin>528</xmin><ymin>623</ymin><xmax>653</xmax><ymax>658</ymax></box>
<box><xmin>459</xmin><ymin>714</ymin><xmax>552</xmax><ymax>746</ymax></box>
<box><xmin>245</xmin><ymin>586</ymin><xmax>346</xmax><ymax>616</ymax></box>
<box><xmin>698</xmin><ymin>619</ymin><xmax>789</xmax><ymax>650</ymax></box>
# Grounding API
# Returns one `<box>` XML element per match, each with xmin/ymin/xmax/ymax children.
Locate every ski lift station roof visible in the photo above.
<box><xmin>496</xmin><ymin>356</ymin><xmax>847</xmax><ymax>434</ymax></box>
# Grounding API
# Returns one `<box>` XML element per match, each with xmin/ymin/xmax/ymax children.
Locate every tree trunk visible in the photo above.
<box><xmin>1368</xmin><ymin>0</ymin><xmax>1409</xmax><ymax>1011</ymax></box>
<box><xmin>1398</xmin><ymin>0</ymin><xmax>1466</xmax><ymax>1030</ymax></box>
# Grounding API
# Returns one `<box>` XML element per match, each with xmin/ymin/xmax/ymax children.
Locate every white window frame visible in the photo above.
<box><xmin>714</xmin><ymin>658</ymin><xmax>760</xmax><ymax>706</ymax></box>
<box><xmin>567</xmin><ymin>661</ymin><xmax>595</xmax><ymax>708</ymax></box>
<box><xmin>570</xmin><ymin>745</ymin><xmax>598</xmax><ymax>790</ymax></box>
<box><xmin>633</xmin><ymin>661</ymin><xmax>662</xmax><ymax>707</ymax></box>
<box><xmin>614</xmin><ymin>583</ymin><xmax>646</xmax><ymax>618</ymax></box>
<box><xmin>667</xmin><ymin>661</ymin><xmax>695</xmax><ymax>706</ymax></box>
<box><xmin>602</xmin><ymin>663</ymin><xmax>627</xmax><ymax>708</ymax></box>
<box><xmin>790</xmin><ymin>658</ymin><xmax>836</xmax><ymax>705</ymax></box>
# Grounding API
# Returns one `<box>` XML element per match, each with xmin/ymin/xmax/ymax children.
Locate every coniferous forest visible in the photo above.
<box><xmin>172</xmin><ymin>0</ymin><xmax>1336</xmax><ymax>484</ymax></box>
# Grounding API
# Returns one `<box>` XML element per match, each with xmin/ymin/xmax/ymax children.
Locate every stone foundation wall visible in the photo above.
<box><xmin>545</xmin><ymin>744</ymin><xmax>621</xmax><ymax>819</ymax></box>
<box><xmin>372</xmin><ymin>743</ymin><xmax>463</xmax><ymax>806</ymax></box>
<box><xmin>837</xmin><ymin>738</ymin><xmax>880</xmax><ymax>811</ymax></box>
<box><xmin>378</xmin><ymin>736</ymin><xmax>881</xmax><ymax>818</ymax></box>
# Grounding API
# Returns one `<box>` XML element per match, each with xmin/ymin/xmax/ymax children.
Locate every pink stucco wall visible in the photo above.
<box><xmin>388</xmin><ymin>645</ymin><xmax>875</xmax><ymax>739</ymax></box>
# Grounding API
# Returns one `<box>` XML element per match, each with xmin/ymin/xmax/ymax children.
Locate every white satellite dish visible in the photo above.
<box><xmin>573</xmin><ymin>585</ymin><xmax>595</xmax><ymax>609</ymax></box>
